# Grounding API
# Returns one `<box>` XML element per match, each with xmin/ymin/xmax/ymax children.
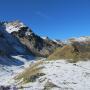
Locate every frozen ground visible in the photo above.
<box><xmin>0</xmin><ymin>55</ymin><xmax>35</xmax><ymax>86</ymax></box>
<box><xmin>0</xmin><ymin>57</ymin><xmax>90</xmax><ymax>90</ymax></box>
<box><xmin>21</xmin><ymin>60</ymin><xmax>90</xmax><ymax>90</ymax></box>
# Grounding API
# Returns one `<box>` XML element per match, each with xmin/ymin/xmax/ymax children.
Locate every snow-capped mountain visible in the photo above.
<box><xmin>4</xmin><ymin>20</ymin><xmax>26</xmax><ymax>33</ymax></box>
<box><xmin>70</xmin><ymin>36</ymin><xmax>90</xmax><ymax>42</ymax></box>
<box><xmin>0</xmin><ymin>20</ymin><xmax>62</xmax><ymax>57</ymax></box>
<box><xmin>64</xmin><ymin>36</ymin><xmax>90</xmax><ymax>44</ymax></box>
<box><xmin>0</xmin><ymin>22</ymin><xmax>31</xmax><ymax>56</ymax></box>
<box><xmin>5</xmin><ymin>21</ymin><xmax>62</xmax><ymax>57</ymax></box>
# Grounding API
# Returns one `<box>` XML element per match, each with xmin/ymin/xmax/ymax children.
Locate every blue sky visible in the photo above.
<box><xmin>0</xmin><ymin>0</ymin><xmax>90</xmax><ymax>40</ymax></box>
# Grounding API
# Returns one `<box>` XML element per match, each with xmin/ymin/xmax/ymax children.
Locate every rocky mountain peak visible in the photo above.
<box><xmin>0</xmin><ymin>20</ymin><xmax>62</xmax><ymax>57</ymax></box>
<box><xmin>0</xmin><ymin>20</ymin><xmax>26</xmax><ymax>33</ymax></box>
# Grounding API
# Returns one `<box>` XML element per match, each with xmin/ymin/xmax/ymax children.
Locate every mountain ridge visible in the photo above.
<box><xmin>0</xmin><ymin>20</ymin><xmax>62</xmax><ymax>58</ymax></box>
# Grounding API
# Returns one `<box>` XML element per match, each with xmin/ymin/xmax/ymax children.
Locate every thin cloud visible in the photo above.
<box><xmin>35</xmin><ymin>11</ymin><xmax>49</xmax><ymax>19</ymax></box>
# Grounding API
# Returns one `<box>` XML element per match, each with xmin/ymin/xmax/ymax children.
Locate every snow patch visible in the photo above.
<box><xmin>4</xmin><ymin>20</ymin><xmax>26</xmax><ymax>33</ymax></box>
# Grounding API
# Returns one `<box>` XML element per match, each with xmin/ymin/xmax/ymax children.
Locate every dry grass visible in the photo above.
<box><xmin>15</xmin><ymin>60</ymin><xmax>45</xmax><ymax>83</ymax></box>
<box><xmin>48</xmin><ymin>45</ymin><xmax>90</xmax><ymax>63</ymax></box>
<box><xmin>48</xmin><ymin>45</ymin><xmax>75</xmax><ymax>60</ymax></box>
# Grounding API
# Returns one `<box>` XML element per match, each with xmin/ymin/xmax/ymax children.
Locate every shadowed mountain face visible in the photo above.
<box><xmin>0</xmin><ymin>22</ymin><xmax>32</xmax><ymax>56</ymax></box>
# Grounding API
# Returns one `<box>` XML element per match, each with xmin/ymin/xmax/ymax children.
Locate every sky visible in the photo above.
<box><xmin>0</xmin><ymin>0</ymin><xmax>90</xmax><ymax>40</ymax></box>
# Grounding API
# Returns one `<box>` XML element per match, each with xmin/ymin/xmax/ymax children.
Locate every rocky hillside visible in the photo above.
<box><xmin>0</xmin><ymin>20</ymin><xmax>62</xmax><ymax>57</ymax></box>
<box><xmin>48</xmin><ymin>36</ymin><xmax>90</xmax><ymax>62</ymax></box>
<box><xmin>4</xmin><ymin>20</ymin><xmax>62</xmax><ymax>57</ymax></box>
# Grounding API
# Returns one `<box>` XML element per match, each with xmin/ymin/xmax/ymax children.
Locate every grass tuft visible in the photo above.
<box><xmin>15</xmin><ymin>61</ymin><xmax>45</xmax><ymax>84</ymax></box>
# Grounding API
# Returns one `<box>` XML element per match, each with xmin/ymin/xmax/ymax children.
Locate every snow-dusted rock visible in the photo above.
<box><xmin>4</xmin><ymin>20</ymin><xmax>26</xmax><ymax>33</ymax></box>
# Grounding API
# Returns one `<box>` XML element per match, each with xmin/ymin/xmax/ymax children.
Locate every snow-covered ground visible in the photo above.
<box><xmin>42</xmin><ymin>60</ymin><xmax>90</xmax><ymax>90</ymax></box>
<box><xmin>0</xmin><ymin>58</ymin><xmax>90</xmax><ymax>90</ymax></box>
<box><xmin>18</xmin><ymin>59</ymin><xmax>90</xmax><ymax>90</ymax></box>
<box><xmin>0</xmin><ymin>55</ymin><xmax>35</xmax><ymax>86</ymax></box>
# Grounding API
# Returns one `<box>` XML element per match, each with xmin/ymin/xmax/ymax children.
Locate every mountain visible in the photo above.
<box><xmin>64</xmin><ymin>36</ymin><xmax>90</xmax><ymax>44</ymax></box>
<box><xmin>3</xmin><ymin>20</ymin><xmax>61</xmax><ymax>57</ymax></box>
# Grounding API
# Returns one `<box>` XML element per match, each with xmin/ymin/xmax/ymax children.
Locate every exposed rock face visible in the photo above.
<box><xmin>0</xmin><ymin>22</ymin><xmax>32</xmax><ymax>56</ymax></box>
<box><xmin>11</xmin><ymin>27</ymin><xmax>61</xmax><ymax>57</ymax></box>
<box><xmin>0</xmin><ymin>20</ymin><xmax>62</xmax><ymax>57</ymax></box>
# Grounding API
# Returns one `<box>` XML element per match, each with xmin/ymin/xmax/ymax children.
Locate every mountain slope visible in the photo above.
<box><xmin>4</xmin><ymin>20</ymin><xmax>62</xmax><ymax>57</ymax></box>
<box><xmin>48</xmin><ymin>37</ymin><xmax>90</xmax><ymax>62</ymax></box>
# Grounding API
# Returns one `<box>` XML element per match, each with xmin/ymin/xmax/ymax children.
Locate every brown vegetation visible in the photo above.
<box><xmin>48</xmin><ymin>42</ymin><xmax>90</xmax><ymax>62</ymax></box>
<box><xmin>15</xmin><ymin>61</ymin><xmax>45</xmax><ymax>83</ymax></box>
